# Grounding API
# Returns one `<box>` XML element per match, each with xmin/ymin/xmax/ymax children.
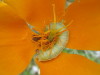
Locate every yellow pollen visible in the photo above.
<box><xmin>32</xmin><ymin>31</ymin><xmax>58</xmax><ymax>52</ymax></box>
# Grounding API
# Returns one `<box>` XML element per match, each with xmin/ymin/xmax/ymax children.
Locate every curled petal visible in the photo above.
<box><xmin>0</xmin><ymin>2</ymin><xmax>36</xmax><ymax>75</ymax></box>
<box><xmin>64</xmin><ymin>0</ymin><xmax>100</xmax><ymax>50</ymax></box>
<box><xmin>36</xmin><ymin>53</ymin><xmax>100</xmax><ymax>75</ymax></box>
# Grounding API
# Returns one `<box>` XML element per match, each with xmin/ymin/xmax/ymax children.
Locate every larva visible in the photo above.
<box><xmin>35</xmin><ymin>23</ymin><xmax>69</xmax><ymax>61</ymax></box>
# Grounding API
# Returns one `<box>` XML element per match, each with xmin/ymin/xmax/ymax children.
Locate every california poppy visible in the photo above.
<box><xmin>0</xmin><ymin>0</ymin><xmax>100</xmax><ymax>75</ymax></box>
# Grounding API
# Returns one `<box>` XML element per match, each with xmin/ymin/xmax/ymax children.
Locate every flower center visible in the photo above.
<box><xmin>33</xmin><ymin>23</ymin><xmax>69</xmax><ymax>61</ymax></box>
<box><xmin>32</xmin><ymin>4</ymin><xmax>70</xmax><ymax>61</ymax></box>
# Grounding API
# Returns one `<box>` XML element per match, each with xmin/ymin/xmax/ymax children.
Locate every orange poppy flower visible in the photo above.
<box><xmin>0</xmin><ymin>0</ymin><xmax>100</xmax><ymax>75</ymax></box>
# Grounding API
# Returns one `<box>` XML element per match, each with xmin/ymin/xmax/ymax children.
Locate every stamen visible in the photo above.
<box><xmin>46</xmin><ymin>4</ymin><xmax>58</xmax><ymax>41</ymax></box>
<box><xmin>66</xmin><ymin>20</ymin><xmax>73</xmax><ymax>28</ymax></box>
<box><xmin>56</xmin><ymin>20</ymin><xmax>73</xmax><ymax>33</ymax></box>
<box><xmin>52</xmin><ymin>4</ymin><xmax>56</xmax><ymax>30</ymax></box>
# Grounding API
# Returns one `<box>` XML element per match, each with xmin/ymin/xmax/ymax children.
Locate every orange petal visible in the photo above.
<box><xmin>4</xmin><ymin>0</ymin><xmax>66</xmax><ymax>32</ymax></box>
<box><xmin>36</xmin><ymin>53</ymin><xmax>100</xmax><ymax>75</ymax></box>
<box><xmin>0</xmin><ymin>2</ymin><xmax>36</xmax><ymax>75</ymax></box>
<box><xmin>64</xmin><ymin>0</ymin><xmax>100</xmax><ymax>50</ymax></box>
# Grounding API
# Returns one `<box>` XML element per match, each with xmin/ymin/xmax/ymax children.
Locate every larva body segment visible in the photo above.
<box><xmin>36</xmin><ymin>23</ymin><xmax>69</xmax><ymax>61</ymax></box>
